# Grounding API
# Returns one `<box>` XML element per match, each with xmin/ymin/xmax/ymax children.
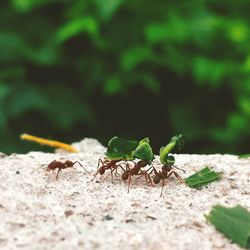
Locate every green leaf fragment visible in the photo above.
<box><xmin>186</xmin><ymin>166</ymin><xmax>211</xmax><ymax>179</ymax></box>
<box><xmin>206</xmin><ymin>205</ymin><xmax>250</xmax><ymax>249</ymax></box>
<box><xmin>160</xmin><ymin>134</ymin><xmax>184</xmax><ymax>165</ymax></box>
<box><xmin>170</xmin><ymin>134</ymin><xmax>185</xmax><ymax>150</ymax></box>
<box><xmin>239</xmin><ymin>154</ymin><xmax>250</xmax><ymax>159</ymax></box>
<box><xmin>185</xmin><ymin>167</ymin><xmax>221</xmax><ymax>188</ymax></box>
<box><xmin>133</xmin><ymin>137</ymin><xmax>154</xmax><ymax>162</ymax></box>
<box><xmin>138</xmin><ymin>137</ymin><xmax>150</xmax><ymax>145</ymax></box>
<box><xmin>105</xmin><ymin>136</ymin><xmax>138</xmax><ymax>160</ymax></box>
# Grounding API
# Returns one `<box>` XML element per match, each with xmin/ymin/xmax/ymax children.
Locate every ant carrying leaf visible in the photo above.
<box><xmin>122</xmin><ymin>137</ymin><xmax>155</xmax><ymax>192</ymax></box>
<box><xmin>153</xmin><ymin>134</ymin><xmax>185</xmax><ymax>197</ymax></box>
<box><xmin>94</xmin><ymin>136</ymin><xmax>139</xmax><ymax>182</ymax></box>
<box><xmin>159</xmin><ymin>134</ymin><xmax>184</xmax><ymax>165</ymax></box>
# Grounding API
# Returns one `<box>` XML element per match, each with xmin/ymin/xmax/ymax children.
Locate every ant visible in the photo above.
<box><xmin>121</xmin><ymin>160</ymin><xmax>154</xmax><ymax>193</ymax></box>
<box><xmin>47</xmin><ymin>160</ymin><xmax>87</xmax><ymax>180</ymax></box>
<box><xmin>94</xmin><ymin>158</ymin><xmax>122</xmax><ymax>182</ymax></box>
<box><xmin>152</xmin><ymin>164</ymin><xmax>185</xmax><ymax>197</ymax></box>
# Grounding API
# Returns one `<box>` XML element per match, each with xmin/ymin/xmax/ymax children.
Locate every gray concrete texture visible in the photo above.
<box><xmin>0</xmin><ymin>138</ymin><xmax>249</xmax><ymax>250</ymax></box>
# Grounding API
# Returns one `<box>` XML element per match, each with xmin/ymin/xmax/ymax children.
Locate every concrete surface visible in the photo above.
<box><xmin>0</xmin><ymin>138</ymin><xmax>249</xmax><ymax>250</ymax></box>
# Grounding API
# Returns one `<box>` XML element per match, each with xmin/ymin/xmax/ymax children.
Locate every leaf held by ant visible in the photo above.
<box><xmin>105</xmin><ymin>136</ymin><xmax>139</xmax><ymax>160</ymax></box>
<box><xmin>160</xmin><ymin>134</ymin><xmax>184</xmax><ymax>165</ymax></box>
<box><xmin>133</xmin><ymin>137</ymin><xmax>154</xmax><ymax>162</ymax></box>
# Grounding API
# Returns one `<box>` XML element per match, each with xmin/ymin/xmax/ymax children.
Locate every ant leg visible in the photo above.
<box><xmin>73</xmin><ymin>161</ymin><xmax>87</xmax><ymax>173</ymax></box>
<box><xmin>160</xmin><ymin>178</ymin><xmax>165</xmax><ymax>197</ymax></box>
<box><xmin>94</xmin><ymin>159</ymin><xmax>105</xmax><ymax>178</ymax></box>
<box><xmin>97</xmin><ymin>158</ymin><xmax>105</xmax><ymax>169</ymax></box>
<box><xmin>114</xmin><ymin>162</ymin><xmax>121</xmax><ymax>176</ymax></box>
<box><xmin>104</xmin><ymin>165</ymin><xmax>117</xmax><ymax>182</ymax></box>
<box><xmin>146</xmin><ymin>173</ymin><xmax>154</xmax><ymax>187</ymax></box>
<box><xmin>127</xmin><ymin>174</ymin><xmax>132</xmax><ymax>193</ymax></box>
<box><xmin>115</xmin><ymin>167</ymin><xmax>118</xmax><ymax>176</ymax></box>
<box><xmin>150</xmin><ymin>165</ymin><xmax>158</xmax><ymax>175</ymax></box>
<box><xmin>135</xmin><ymin>171</ymin><xmax>149</xmax><ymax>186</ymax></box>
<box><xmin>168</xmin><ymin>171</ymin><xmax>184</xmax><ymax>183</ymax></box>
<box><xmin>104</xmin><ymin>170</ymin><xmax>112</xmax><ymax>180</ymax></box>
<box><xmin>145</xmin><ymin>167</ymin><xmax>155</xmax><ymax>186</ymax></box>
<box><xmin>114</xmin><ymin>161</ymin><xmax>123</xmax><ymax>176</ymax></box>
<box><xmin>135</xmin><ymin>171</ymin><xmax>147</xmax><ymax>182</ymax></box>
<box><xmin>55</xmin><ymin>168</ymin><xmax>62</xmax><ymax>180</ymax></box>
<box><xmin>95</xmin><ymin>158</ymin><xmax>105</xmax><ymax>174</ymax></box>
<box><xmin>117</xmin><ymin>164</ymin><xmax>126</xmax><ymax>173</ymax></box>
<box><xmin>143</xmin><ymin>172</ymin><xmax>150</xmax><ymax>186</ymax></box>
<box><xmin>173</xmin><ymin>165</ymin><xmax>185</xmax><ymax>173</ymax></box>
<box><xmin>110</xmin><ymin>167</ymin><xmax>114</xmax><ymax>183</ymax></box>
<box><xmin>31</xmin><ymin>163</ymin><xmax>48</xmax><ymax>174</ymax></box>
<box><xmin>105</xmin><ymin>163</ymin><xmax>124</xmax><ymax>182</ymax></box>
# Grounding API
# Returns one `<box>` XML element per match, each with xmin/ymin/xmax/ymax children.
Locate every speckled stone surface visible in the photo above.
<box><xmin>0</xmin><ymin>138</ymin><xmax>249</xmax><ymax>250</ymax></box>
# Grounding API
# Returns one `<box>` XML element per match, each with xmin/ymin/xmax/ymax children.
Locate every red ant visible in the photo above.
<box><xmin>151</xmin><ymin>164</ymin><xmax>185</xmax><ymax>197</ymax></box>
<box><xmin>121</xmin><ymin>160</ymin><xmax>154</xmax><ymax>192</ymax></box>
<box><xmin>47</xmin><ymin>160</ymin><xmax>87</xmax><ymax>180</ymax></box>
<box><xmin>94</xmin><ymin>158</ymin><xmax>122</xmax><ymax>182</ymax></box>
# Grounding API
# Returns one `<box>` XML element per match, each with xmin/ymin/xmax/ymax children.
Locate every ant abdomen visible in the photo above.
<box><xmin>153</xmin><ymin>175</ymin><xmax>161</xmax><ymax>184</ymax></box>
<box><xmin>122</xmin><ymin>172</ymin><xmax>129</xmax><ymax>181</ymax></box>
<box><xmin>99</xmin><ymin>166</ymin><xmax>105</xmax><ymax>175</ymax></box>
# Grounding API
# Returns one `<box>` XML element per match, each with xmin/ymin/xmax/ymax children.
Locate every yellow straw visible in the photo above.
<box><xmin>20</xmin><ymin>133</ymin><xmax>78</xmax><ymax>153</ymax></box>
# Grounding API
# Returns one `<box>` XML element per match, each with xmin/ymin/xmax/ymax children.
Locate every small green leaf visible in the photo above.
<box><xmin>206</xmin><ymin>205</ymin><xmax>250</xmax><ymax>249</ymax></box>
<box><xmin>159</xmin><ymin>134</ymin><xmax>184</xmax><ymax>165</ymax></box>
<box><xmin>105</xmin><ymin>136</ymin><xmax>138</xmax><ymax>160</ymax></box>
<box><xmin>185</xmin><ymin>167</ymin><xmax>221</xmax><ymax>188</ymax></box>
<box><xmin>133</xmin><ymin>137</ymin><xmax>154</xmax><ymax>162</ymax></box>
<box><xmin>239</xmin><ymin>154</ymin><xmax>250</xmax><ymax>159</ymax></box>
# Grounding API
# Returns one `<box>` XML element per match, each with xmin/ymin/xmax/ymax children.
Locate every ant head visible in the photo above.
<box><xmin>122</xmin><ymin>172</ymin><xmax>129</xmax><ymax>181</ymax></box>
<box><xmin>65</xmin><ymin>160</ymin><xmax>74</xmax><ymax>168</ymax></box>
<box><xmin>99</xmin><ymin>166</ymin><xmax>105</xmax><ymax>175</ymax></box>
<box><xmin>137</xmin><ymin>160</ymin><xmax>147</xmax><ymax>168</ymax></box>
<box><xmin>153</xmin><ymin>174</ymin><xmax>161</xmax><ymax>184</ymax></box>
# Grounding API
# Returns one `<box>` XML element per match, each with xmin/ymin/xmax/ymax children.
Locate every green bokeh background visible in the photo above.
<box><xmin>0</xmin><ymin>0</ymin><xmax>249</xmax><ymax>154</ymax></box>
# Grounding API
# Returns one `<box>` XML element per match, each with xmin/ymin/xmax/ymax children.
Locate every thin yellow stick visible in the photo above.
<box><xmin>20</xmin><ymin>133</ymin><xmax>78</xmax><ymax>153</ymax></box>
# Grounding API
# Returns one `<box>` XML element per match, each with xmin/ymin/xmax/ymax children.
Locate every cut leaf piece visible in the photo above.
<box><xmin>206</xmin><ymin>205</ymin><xmax>250</xmax><ymax>249</ymax></box>
<box><xmin>105</xmin><ymin>136</ymin><xmax>138</xmax><ymax>160</ymax></box>
<box><xmin>239</xmin><ymin>154</ymin><xmax>250</xmax><ymax>159</ymax></box>
<box><xmin>160</xmin><ymin>134</ymin><xmax>184</xmax><ymax>165</ymax></box>
<box><xmin>133</xmin><ymin>137</ymin><xmax>154</xmax><ymax>162</ymax></box>
<box><xmin>185</xmin><ymin>167</ymin><xmax>221</xmax><ymax>188</ymax></box>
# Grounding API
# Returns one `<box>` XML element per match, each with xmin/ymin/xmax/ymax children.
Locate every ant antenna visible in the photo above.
<box><xmin>73</xmin><ymin>161</ymin><xmax>88</xmax><ymax>173</ymax></box>
<box><xmin>173</xmin><ymin>165</ymin><xmax>185</xmax><ymax>173</ymax></box>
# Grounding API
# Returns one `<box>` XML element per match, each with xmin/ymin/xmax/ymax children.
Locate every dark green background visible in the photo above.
<box><xmin>0</xmin><ymin>0</ymin><xmax>249</xmax><ymax>154</ymax></box>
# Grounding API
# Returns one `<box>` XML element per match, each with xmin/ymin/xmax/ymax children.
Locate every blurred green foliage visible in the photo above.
<box><xmin>0</xmin><ymin>0</ymin><xmax>249</xmax><ymax>154</ymax></box>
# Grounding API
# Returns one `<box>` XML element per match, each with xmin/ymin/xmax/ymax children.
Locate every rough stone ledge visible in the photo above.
<box><xmin>0</xmin><ymin>138</ymin><xmax>249</xmax><ymax>250</ymax></box>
